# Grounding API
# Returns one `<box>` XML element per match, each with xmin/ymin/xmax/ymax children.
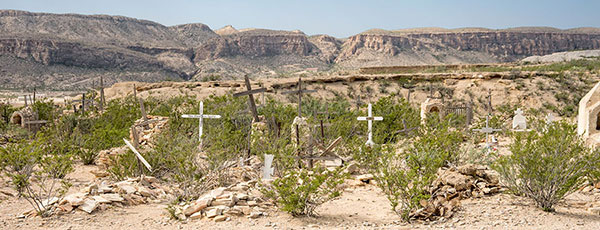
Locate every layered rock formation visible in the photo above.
<box><xmin>2</xmin><ymin>10</ymin><xmax>600</xmax><ymax>90</ymax></box>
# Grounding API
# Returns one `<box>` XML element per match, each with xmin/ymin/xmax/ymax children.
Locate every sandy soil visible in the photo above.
<box><xmin>1</xmin><ymin>165</ymin><xmax>599</xmax><ymax>230</ymax></box>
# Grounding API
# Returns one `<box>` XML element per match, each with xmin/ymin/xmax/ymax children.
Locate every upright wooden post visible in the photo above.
<box><xmin>81</xmin><ymin>93</ymin><xmax>86</xmax><ymax>115</ymax></box>
<box><xmin>100</xmin><ymin>76</ymin><xmax>105</xmax><ymax>111</ymax></box>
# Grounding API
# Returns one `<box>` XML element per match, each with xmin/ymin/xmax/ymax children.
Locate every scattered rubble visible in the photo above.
<box><xmin>412</xmin><ymin>164</ymin><xmax>502</xmax><ymax>220</ymax></box>
<box><xmin>173</xmin><ymin>180</ymin><xmax>273</xmax><ymax>222</ymax></box>
<box><xmin>21</xmin><ymin>176</ymin><xmax>170</xmax><ymax>218</ymax></box>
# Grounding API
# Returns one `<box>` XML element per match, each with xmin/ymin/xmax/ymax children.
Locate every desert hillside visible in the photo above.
<box><xmin>2</xmin><ymin>10</ymin><xmax>600</xmax><ymax>90</ymax></box>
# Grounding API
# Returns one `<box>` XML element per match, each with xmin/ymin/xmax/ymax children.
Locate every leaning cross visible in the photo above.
<box><xmin>473</xmin><ymin>115</ymin><xmax>502</xmax><ymax>149</ymax></box>
<box><xmin>233</xmin><ymin>75</ymin><xmax>267</xmax><ymax>122</ymax></box>
<box><xmin>357</xmin><ymin>103</ymin><xmax>383</xmax><ymax>146</ymax></box>
<box><xmin>282</xmin><ymin>77</ymin><xmax>316</xmax><ymax>118</ymax></box>
<box><xmin>123</xmin><ymin>138</ymin><xmax>153</xmax><ymax>174</ymax></box>
<box><xmin>181</xmin><ymin>101</ymin><xmax>221</xmax><ymax>149</ymax></box>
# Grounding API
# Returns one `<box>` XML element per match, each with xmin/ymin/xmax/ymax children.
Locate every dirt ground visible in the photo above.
<box><xmin>1</xmin><ymin>163</ymin><xmax>599</xmax><ymax>230</ymax></box>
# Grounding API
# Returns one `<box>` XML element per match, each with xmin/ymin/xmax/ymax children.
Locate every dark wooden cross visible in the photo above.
<box><xmin>233</xmin><ymin>75</ymin><xmax>267</xmax><ymax>122</ymax></box>
<box><xmin>32</xmin><ymin>87</ymin><xmax>36</xmax><ymax>104</ymax></box>
<box><xmin>394</xmin><ymin>119</ymin><xmax>418</xmax><ymax>135</ymax></box>
<box><xmin>487</xmin><ymin>89</ymin><xmax>493</xmax><ymax>114</ymax></box>
<box><xmin>73</xmin><ymin>93</ymin><xmax>95</xmax><ymax>114</ymax></box>
<box><xmin>1</xmin><ymin>103</ymin><xmax>9</xmax><ymax>124</ymax></box>
<box><xmin>99</xmin><ymin>76</ymin><xmax>106</xmax><ymax>111</ymax></box>
<box><xmin>355</xmin><ymin>95</ymin><xmax>365</xmax><ymax>110</ymax></box>
<box><xmin>282</xmin><ymin>77</ymin><xmax>316</xmax><ymax>118</ymax></box>
<box><xmin>403</xmin><ymin>84</ymin><xmax>416</xmax><ymax>103</ymax></box>
<box><xmin>427</xmin><ymin>83</ymin><xmax>444</xmax><ymax>102</ymax></box>
<box><xmin>313</xmin><ymin>105</ymin><xmax>331</xmax><ymax>144</ymax></box>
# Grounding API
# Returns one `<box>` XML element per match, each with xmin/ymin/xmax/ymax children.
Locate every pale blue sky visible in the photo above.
<box><xmin>1</xmin><ymin>0</ymin><xmax>599</xmax><ymax>37</ymax></box>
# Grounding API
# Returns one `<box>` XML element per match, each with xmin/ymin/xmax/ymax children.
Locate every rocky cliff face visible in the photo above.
<box><xmin>2</xmin><ymin>10</ymin><xmax>600</xmax><ymax>90</ymax></box>
<box><xmin>337</xmin><ymin>31</ymin><xmax>600</xmax><ymax>63</ymax></box>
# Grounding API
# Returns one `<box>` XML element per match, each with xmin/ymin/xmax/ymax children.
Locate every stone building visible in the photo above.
<box><xmin>577</xmin><ymin>81</ymin><xmax>600</xmax><ymax>144</ymax></box>
<box><xmin>10</xmin><ymin>106</ymin><xmax>37</xmax><ymax>128</ymax></box>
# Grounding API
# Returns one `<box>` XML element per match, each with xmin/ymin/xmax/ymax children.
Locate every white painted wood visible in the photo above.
<box><xmin>181</xmin><ymin>101</ymin><xmax>221</xmax><ymax>149</ymax></box>
<box><xmin>263</xmin><ymin>154</ymin><xmax>274</xmax><ymax>180</ymax></box>
<box><xmin>123</xmin><ymin>138</ymin><xmax>153</xmax><ymax>172</ymax></box>
<box><xmin>356</xmin><ymin>103</ymin><xmax>383</xmax><ymax>146</ymax></box>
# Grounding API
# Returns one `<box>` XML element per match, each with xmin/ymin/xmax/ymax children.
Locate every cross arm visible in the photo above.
<box><xmin>233</xmin><ymin>88</ymin><xmax>267</xmax><ymax>97</ymax></box>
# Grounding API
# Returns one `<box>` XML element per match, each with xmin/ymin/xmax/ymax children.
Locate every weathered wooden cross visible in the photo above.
<box><xmin>181</xmin><ymin>101</ymin><xmax>221</xmax><ymax>149</ymax></box>
<box><xmin>313</xmin><ymin>106</ymin><xmax>331</xmax><ymax>144</ymax></box>
<box><xmin>394</xmin><ymin>119</ymin><xmax>418</xmax><ymax>135</ymax></box>
<box><xmin>282</xmin><ymin>77</ymin><xmax>317</xmax><ymax>118</ymax></box>
<box><xmin>99</xmin><ymin>76</ymin><xmax>106</xmax><ymax>111</ymax></box>
<box><xmin>473</xmin><ymin>115</ymin><xmax>502</xmax><ymax>149</ymax></box>
<box><xmin>355</xmin><ymin>95</ymin><xmax>365</xmax><ymax>109</ymax></box>
<box><xmin>487</xmin><ymin>89</ymin><xmax>493</xmax><ymax>114</ymax></box>
<box><xmin>72</xmin><ymin>93</ymin><xmax>95</xmax><ymax>114</ymax></box>
<box><xmin>427</xmin><ymin>83</ymin><xmax>444</xmax><ymax>102</ymax></box>
<box><xmin>357</xmin><ymin>103</ymin><xmax>383</xmax><ymax>146</ymax></box>
<box><xmin>123</xmin><ymin>138</ymin><xmax>153</xmax><ymax>176</ymax></box>
<box><xmin>233</xmin><ymin>75</ymin><xmax>267</xmax><ymax>122</ymax></box>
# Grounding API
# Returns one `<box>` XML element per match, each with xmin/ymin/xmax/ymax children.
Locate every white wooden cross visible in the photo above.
<box><xmin>123</xmin><ymin>138</ymin><xmax>153</xmax><ymax>172</ymax></box>
<box><xmin>473</xmin><ymin>115</ymin><xmax>502</xmax><ymax>149</ymax></box>
<box><xmin>263</xmin><ymin>154</ymin><xmax>274</xmax><ymax>180</ymax></box>
<box><xmin>181</xmin><ymin>101</ymin><xmax>221</xmax><ymax>149</ymax></box>
<box><xmin>357</xmin><ymin>103</ymin><xmax>383</xmax><ymax>146</ymax></box>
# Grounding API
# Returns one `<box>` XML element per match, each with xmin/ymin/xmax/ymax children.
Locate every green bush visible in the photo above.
<box><xmin>263</xmin><ymin>166</ymin><xmax>346</xmax><ymax>216</ymax></box>
<box><xmin>493</xmin><ymin>120</ymin><xmax>600</xmax><ymax>211</ymax></box>
<box><xmin>368</xmin><ymin>117</ymin><xmax>463</xmax><ymax>221</ymax></box>
<box><xmin>0</xmin><ymin>141</ymin><xmax>72</xmax><ymax>217</ymax></box>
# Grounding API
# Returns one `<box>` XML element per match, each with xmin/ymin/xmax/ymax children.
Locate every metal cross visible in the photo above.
<box><xmin>282</xmin><ymin>77</ymin><xmax>317</xmax><ymax>118</ymax></box>
<box><xmin>473</xmin><ymin>115</ymin><xmax>502</xmax><ymax>149</ymax></box>
<box><xmin>181</xmin><ymin>101</ymin><xmax>222</xmax><ymax>149</ymax></box>
<box><xmin>233</xmin><ymin>75</ymin><xmax>267</xmax><ymax>122</ymax></box>
<box><xmin>357</xmin><ymin>103</ymin><xmax>383</xmax><ymax>146</ymax></box>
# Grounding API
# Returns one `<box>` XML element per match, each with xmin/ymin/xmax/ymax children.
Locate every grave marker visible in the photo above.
<box><xmin>512</xmin><ymin>108</ymin><xmax>527</xmax><ymax>131</ymax></box>
<box><xmin>123</xmin><ymin>138</ymin><xmax>153</xmax><ymax>173</ymax></box>
<box><xmin>313</xmin><ymin>106</ymin><xmax>331</xmax><ymax>144</ymax></box>
<box><xmin>72</xmin><ymin>93</ymin><xmax>95</xmax><ymax>114</ymax></box>
<box><xmin>181</xmin><ymin>101</ymin><xmax>221</xmax><ymax>149</ymax></box>
<box><xmin>473</xmin><ymin>115</ymin><xmax>502</xmax><ymax>149</ymax></box>
<box><xmin>282</xmin><ymin>77</ymin><xmax>317</xmax><ymax>118</ymax></box>
<box><xmin>394</xmin><ymin>119</ymin><xmax>418</xmax><ymax>135</ymax></box>
<box><xmin>357</xmin><ymin>103</ymin><xmax>383</xmax><ymax>146</ymax></box>
<box><xmin>263</xmin><ymin>154</ymin><xmax>275</xmax><ymax>180</ymax></box>
<box><xmin>546</xmin><ymin>113</ymin><xmax>555</xmax><ymax>125</ymax></box>
<box><xmin>233</xmin><ymin>75</ymin><xmax>267</xmax><ymax>122</ymax></box>
<box><xmin>99</xmin><ymin>76</ymin><xmax>105</xmax><ymax>111</ymax></box>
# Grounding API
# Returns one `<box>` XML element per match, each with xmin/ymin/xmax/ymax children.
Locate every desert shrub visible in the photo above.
<box><xmin>493</xmin><ymin>120</ymin><xmax>600</xmax><ymax>211</ymax></box>
<box><xmin>367</xmin><ymin>117</ymin><xmax>463</xmax><ymax>221</ymax></box>
<box><xmin>0</xmin><ymin>141</ymin><xmax>40</xmax><ymax>194</ymax></box>
<box><xmin>263</xmin><ymin>166</ymin><xmax>346</xmax><ymax>216</ymax></box>
<box><xmin>372</xmin><ymin>95</ymin><xmax>420</xmax><ymax>143</ymax></box>
<box><xmin>32</xmin><ymin>100</ymin><xmax>58</xmax><ymax>121</ymax></box>
<box><xmin>0</xmin><ymin>141</ymin><xmax>72</xmax><ymax>217</ymax></box>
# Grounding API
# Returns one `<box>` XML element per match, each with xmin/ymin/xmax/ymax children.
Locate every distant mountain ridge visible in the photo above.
<box><xmin>1</xmin><ymin>9</ymin><xmax>600</xmax><ymax>90</ymax></box>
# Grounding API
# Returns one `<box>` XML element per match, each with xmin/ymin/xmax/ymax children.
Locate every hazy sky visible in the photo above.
<box><xmin>2</xmin><ymin>0</ymin><xmax>599</xmax><ymax>37</ymax></box>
